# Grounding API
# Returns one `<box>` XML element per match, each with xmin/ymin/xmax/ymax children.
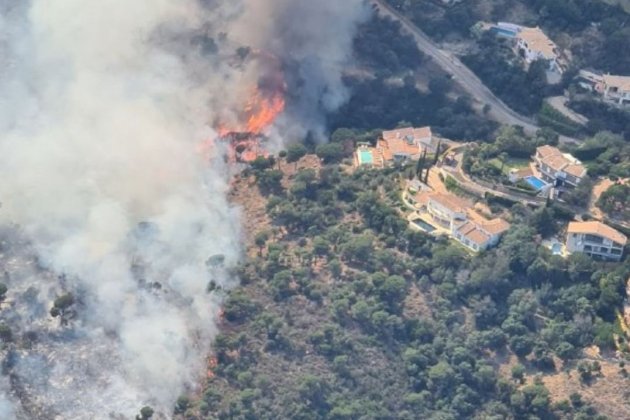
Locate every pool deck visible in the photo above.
<box><xmin>541</xmin><ymin>239</ymin><xmax>569</xmax><ymax>258</ymax></box>
<box><xmin>407</xmin><ymin>211</ymin><xmax>451</xmax><ymax>237</ymax></box>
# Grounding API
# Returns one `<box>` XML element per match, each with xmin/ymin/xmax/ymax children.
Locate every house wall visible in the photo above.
<box><xmin>516</xmin><ymin>39</ymin><xmax>561</xmax><ymax>74</ymax></box>
<box><xmin>603</xmin><ymin>87</ymin><xmax>630</xmax><ymax>105</ymax></box>
<box><xmin>566</xmin><ymin>233</ymin><xmax>625</xmax><ymax>261</ymax></box>
<box><xmin>427</xmin><ymin>200</ymin><xmax>466</xmax><ymax>231</ymax></box>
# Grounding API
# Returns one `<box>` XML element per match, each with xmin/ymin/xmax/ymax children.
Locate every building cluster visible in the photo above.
<box><xmin>355</xmin><ymin>127</ymin><xmax>438</xmax><ymax>168</ymax></box>
<box><xmin>411</xmin><ymin>191</ymin><xmax>511</xmax><ymax>252</ymax></box>
<box><xmin>578</xmin><ymin>70</ymin><xmax>630</xmax><ymax>107</ymax></box>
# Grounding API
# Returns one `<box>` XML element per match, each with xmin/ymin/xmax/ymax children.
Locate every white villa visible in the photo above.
<box><xmin>413</xmin><ymin>191</ymin><xmax>510</xmax><ymax>252</ymax></box>
<box><xmin>566</xmin><ymin>221</ymin><xmax>627</xmax><ymax>261</ymax></box>
<box><xmin>515</xmin><ymin>26</ymin><xmax>563</xmax><ymax>75</ymax></box>
<box><xmin>482</xmin><ymin>22</ymin><xmax>565</xmax><ymax>79</ymax></box>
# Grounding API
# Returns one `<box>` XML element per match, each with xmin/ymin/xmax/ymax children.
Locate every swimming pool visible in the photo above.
<box><xmin>412</xmin><ymin>219</ymin><xmax>436</xmax><ymax>233</ymax></box>
<box><xmin>551</xmin><ymin>243</ymin><xmax>562</xmax><ymax>255</ymax></box>
<box><xmin>359</xmin><ymin>149</ymin><xmax>373</xmax><ymax>165</ymax></box>
<box><xmin>492</xmin><ymin>27</ymin><xmax>517</xmax><ymax>37</ymax></box>
<box><xmin>524</xmin><ymin>175</ymin><xmax>547</xmax><ymax>191</ymax></box>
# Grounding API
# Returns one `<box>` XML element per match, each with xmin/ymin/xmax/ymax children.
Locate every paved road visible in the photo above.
<box><xmin>372</xmin><ymin>0</ymin><xmax>580</xmax><ymax>144</ymax></box>
<box><xmin>547</xmin><ymin>96</ymin><xmax>589</xmax><ymax>125</ymax></box>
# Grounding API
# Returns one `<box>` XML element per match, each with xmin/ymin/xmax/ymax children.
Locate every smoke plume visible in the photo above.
<box><xmin>0</xmin><ymin>0</ymin><xmax>367</xmax><ymax>418</ymax></box>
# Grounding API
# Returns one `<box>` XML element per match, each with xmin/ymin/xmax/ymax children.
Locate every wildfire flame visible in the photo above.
<box><xmin>244</xmin><ymin>88</ymin><xmax>286</xmax><ymax>134</ymax></box>
<box><xmin>206</xmin><ymin>50</ymin><xmax>287</xmax><ymax>163</ymax></box>
<box><xmin>218</xmin><ymin>84</ymin><xmax>286</xmax><ymax>137</ymax></box>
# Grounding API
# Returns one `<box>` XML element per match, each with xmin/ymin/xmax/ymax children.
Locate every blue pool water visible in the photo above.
<box><xmin>492</xmin><ymin>27</ymin><xmax>517</xmax><ymax>38</ymax></box>
<box><xmin>525</xmin><ymin>176</ymin><xmax>547</xmax><ymax>191</ymax></box>
<box><xmin>359</xmin><ymin>149</ymin><xmax>373</xmax><ymax>165</ymax></box>
<box><xmin>551</xmin><ymin>243</ymin><xmax>562</xmax><ymax>255</ymax></box>
<box><xmin>412</xmin><ymin>219</ymin><xmax>436</xmax><ymax>233</ymax></box>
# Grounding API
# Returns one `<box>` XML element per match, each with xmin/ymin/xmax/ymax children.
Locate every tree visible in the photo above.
<box><xmin>415</xmin><ymin>151</ymin><xmax>426</xmax><ymax>179</ymax></box>
<box><xmin>223</xmin><ymin>290</ymin><xmax>258</xmax><ymax>322</ymax></box>
<box><xmin>50</xmin><ymin>293</ymin><xmax>76</xmax><ymax>324</ymax></box>
<box><xmin>498</xmin><ymin>152</ymin><xmax>508</xmax><ymax>172</ymax></box>
<box><xmin>511</xmin><ymin>364</ymin><xmax>526</xmax><ymax>383</ymax></box>
<box><xmin>286</xmin><ymin>143</ymin><xmax>307</xmax><ymax>164</ymax></box>
<box><xmin>0</xmin><ymin>324</ymin><xmax>12</xmax><ymax>342</ymax></box>
<box><xmin>174</xmin><ymin>396</ymin><xmax>190</xmax><ymax>414</ymax></box>
<box><xmin>312</xmin><ymin>237</ymin><xmax>331</xmax><ymax>257</ymax></box>
<box><xmin>0</xmin><ymin>283</ymin><xmax>7</xmax><ymax>301</ymax></box>
<box><xmin>136</xmin><ymin>406</ymin><xmax>154</xmax><ymax>420</ymax></box>
<box><xmin>255</xmin><ymin>231</ymin><xmax>270</xmax><ymax>254</ymax></box>
<box><xmin>433</xmin><ymin>141</ymin><xmax>442</xmax><ymax>165</ymax></box>
<box><xmin>341</xmin><ymin>235</ymin><xmax>374</xmax><ymax>264</ymax></box>
<box><xmin>257</xmin><ymin>169</ymin><xmax>283</xmax><ymax>193</ymax></box>
<box><xmin>316</xmin><ymin>143</ymin><xmax>345</xmax><ymax>164</ymax></box>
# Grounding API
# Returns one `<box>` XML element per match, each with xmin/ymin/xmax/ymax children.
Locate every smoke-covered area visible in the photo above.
<box><xmin>207</xmin><ymin>0</ymin><xmax>370</xmax><ymax>143</ymax></box>
<box><xmin>0</xmin><ymin>0</ymin><xmax>367</xmax><ymax>418</ymax></box>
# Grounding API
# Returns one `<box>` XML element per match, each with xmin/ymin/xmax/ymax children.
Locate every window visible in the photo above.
<box><xmin>584</xmin><ymin>234</ymin><xmax>604</xmax><ymax>244</ymax></box>
<box><xmin>584</xmin><ymin>245</ymin><xmax>592</xmax><ymax>251</ymax></box>
<box><xmin>611</xmin><ymin>249</ymin><xmax>622</xmax><ymax>255</ymax></box>
<box><xmin>599</xmin><ymin>247</ymin><xmax>609</xmax><ymax>254</ymax></box>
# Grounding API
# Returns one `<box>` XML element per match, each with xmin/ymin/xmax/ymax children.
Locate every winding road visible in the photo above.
<box><xmin>372</xmin><ymin>0</ymin><xmax>579</xmax><ymax>144</ymax></box>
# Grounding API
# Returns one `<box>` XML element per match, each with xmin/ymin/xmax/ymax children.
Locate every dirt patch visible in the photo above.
<box><xmin>538</xmin><ymin>358</ymin><xmax>630</xmax><ymax>419</ymax></box>
<box><xmin>403</xmin><ymin>283</ymin><xmax>432</xmax><ymax>319</ymax></box>
<box><xmin>589</xmin><ymin>178</ymin><xmax>614</xmax><ymax>220</ymax></box>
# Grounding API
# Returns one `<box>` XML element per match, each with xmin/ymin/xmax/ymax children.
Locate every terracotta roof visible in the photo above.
<box><xmin>564</xmin><ymin>163</ymin><xmax>587</xmax><ymax>178</ymax></box>
<box><xmin>603</xmin><ymin>74</ymin><xmax>630</xmax><ymax>92</ymax></box>
<box><xmin>377</xmin><ymin>138</ymin><xmax>419</xmax><ymax>160</ymax></box>
<box><xmin>457</xmin><ymin>221</ymin><xmax>491</xmax><ymax>246</ymax></box>
<box><xmin>429</xmin><ymin>193</ymin><xmax>472</xmax><ymax>214</ymax></box>
<box><xmin>374</xmin><ymin>126</ymin><xmax>435</xmax><ymax>163</ymax></box>
<box><xmin>536</xmin><ymin>146</ymin><xmax>586</xmax><ymax>179</ymax></box>
<box><xmin>516</xmin><ymin>27</ymin><xmax>558</xmax><ymax>59</ymax></box>
<box><xmin>382</xmin><ymin>126</ymin><xmax>432</xmax><ymax>141</ymax></box>
<box><xmin>568</xmin><ymin>221</ymin><xmax>628</xmax><ymax>245</ymax></box>
<box><xmin>536</xmin><ymin>145</ymin><xmax>560</xmax><ymax>159</ymax></box>
<box><xmin>480</xmin><ymin>218</ymin><xmax>511</xmax><ymax>235</ymax></box>
<box><xmin>414</xmin><ymin>191</ymin><xmax>431</xmax><ymax>207</ymax></box>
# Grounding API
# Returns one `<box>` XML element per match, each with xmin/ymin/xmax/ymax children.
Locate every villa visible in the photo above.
<box><xmin>534</xmin><ymin>145</ymin><xmax>586</xmax><ymax>188</ymax></box>
<box><xmin>514</xmin><ymin>26</ymin><xmax>563</xmax><ymax>75</ymax></box>
<box><xmin>577</xmin><ymin>70</ymin><xmax>630</xmax><ymax>107</ymax></box>
<box><xmin>480</xmin><ymin>23</ymin><xmax>565</xmax><ymax>82</ymax></box>
<box><xmin>413</xmin><ymin>191</ymin><xmax>510</xmax><ymax>252</ymax></box>
<box><xmin>454</xmin><ymin>218</ymin><xmax>511</xmax><ymax>252</ymax></box>
<box><xmin>566</xmin><ymin>221</ymin><xmax>627</xmax><ymax>261</ymax></box>
<box><xmin>601</xmin><ymin>74</ymin><xmax>630</xmax><ymax>106</ymax></box>
<box><xmin>354</xmin><ymin>126</ymin><xmax>436</xmax><ymax>168</ymax></box>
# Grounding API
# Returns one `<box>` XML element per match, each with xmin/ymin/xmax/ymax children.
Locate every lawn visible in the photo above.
<box><xmin>489</xmin><ymin>157</ymin><xmax>530</xmax><ymax>175</ymax></box>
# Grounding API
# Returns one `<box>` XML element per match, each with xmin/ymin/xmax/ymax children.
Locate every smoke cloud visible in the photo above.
<box><xmin>0</xmin><ymin>0</ymin><xmax>367</xmax><ymax>418</ymax></box>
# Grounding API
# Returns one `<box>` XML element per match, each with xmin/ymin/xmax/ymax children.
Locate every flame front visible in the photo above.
<box><xmin>244</xmin><ymin>87</ymin><xmax>286</xmax><ymax>134</ymax></box>
<box><xmin>208</xmin><ymin>51</ymin><xmax>287</xmax><ymax>163</ymax></box>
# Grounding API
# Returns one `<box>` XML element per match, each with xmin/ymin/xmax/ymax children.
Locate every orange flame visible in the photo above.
<box><xmin>207</xmin><ymin>50</ymin><xmax>286</xmax><ymax>163</ymax></box>
<box><xmin>244</xmin><ymin>88</ymin><xmax>286</xmax><ymax>134</ymax></box>
<box><xmin>218</xmin><ymin>85</ymin><xmax>286</xmax><ymax>136</ymax></box>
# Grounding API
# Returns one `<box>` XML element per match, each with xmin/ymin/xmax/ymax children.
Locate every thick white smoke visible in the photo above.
<box><xmin>0</xmin><ymin>0</ymin><xmax>368</xmax><ymax>418</ymax></box>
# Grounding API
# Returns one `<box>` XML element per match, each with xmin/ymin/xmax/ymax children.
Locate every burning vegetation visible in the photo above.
<box><xmin>215</xmin><ymin>52</ymin><xmax>287</xmax><ymax>163</ymax></box>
